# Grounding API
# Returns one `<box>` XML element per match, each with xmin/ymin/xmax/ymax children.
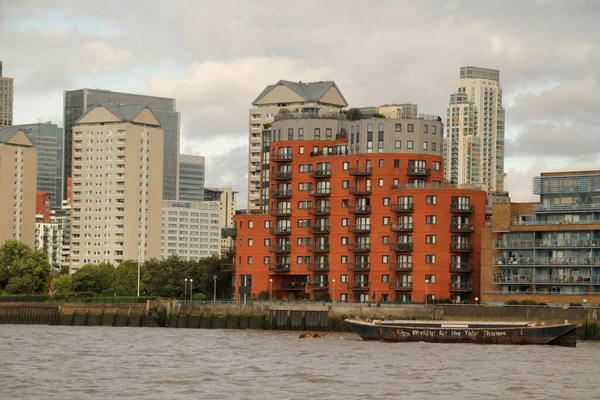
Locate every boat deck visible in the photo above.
<box><xmin>371</xmin><ymin>320</ymin><xmax>535</xmax><ymax>329</ymax></box>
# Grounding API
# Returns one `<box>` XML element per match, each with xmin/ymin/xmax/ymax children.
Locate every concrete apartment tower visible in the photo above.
<box><xmin>0</xmin><ymin>128</ymin><xmax>37</xmax><ymax>247</ymax></box>
<box><xmin>11</xmin><ymin>122</ymin><xmax>64</xmax><ymax>207</ymax></box>
<box><xmin>0</xmin><ymin>61</ymin><xmax>14</xmax><ymax>127</ymax></box>
<box><xmin>248</xmin><ymin>80</ymin><xmax>348</xmax><ymax>212</ymax></box>
<box><xmin>204</xmin><ymin>187</ymin><xmax>238</xmax><ymax>252</ymax></box>
<box><xmin>69</xmin><ymin>104</ymin><xmax>164</xmax><ymax>271</ymax></box>
<box><xmin>64</xmin><ymin>89</ymin><xmax>179</xmax><ymax>201</ymax></box>
<box><xmin>444</xmin><ymin>66</ymin><xmax>505</xmax><ymax>192</ymax></box>
<box><xmin>178</xmin><ymin>154</ymin><xmax>205</xmax><ymax>202</ymax></box>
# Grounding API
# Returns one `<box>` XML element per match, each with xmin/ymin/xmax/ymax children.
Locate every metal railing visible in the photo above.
<box><xmin>348</xmin><ymin>205</ymin><xmax>371</xmax><ymax>214</ymax></box>
<box><xmin>390</xmin><ymin>282</ymin><xmax>413</xmax><ymax>291</ymax></box>
<box><xmin>348</xmin><ymin>224</ymin><xmax>371</xmax><ymax>233</ymax></box>
<box><xmin>347</xmin><ymin>263</ymin><xmax>370</xmax><ymax>271</ymax></box>
<box><xmin>389</xmin><ymin>262</ymin><xmax>413</xmax><ymax>271</ymax></box>
<box><xmin>349</xmin><ymin>167</ymin><xmax>372</xmax><ymax>176</ymax></box>
<box><xmin>451</xmin><ymin>203</ymin><xmax>475</xmax><ymax>213</ymax></box>
<box><xmin>534</xmin><ymin>203</ymin><xmax>600</xmax><ymax>213</ymax></box>
<box><xmin>494</xmin><ymin>239</ymin><xmax>600</xmax><ymax>249</ymax></box>
<box><xmin>493</xmin><ymin>257</ymin><xmax>600</xmax><ymax>266</ymax></box>
<box><xmin>390</xmin><ymin>243</ymin><xmax>413</xmax><ymax>251</ymax></box>
<box><xmin>450</xmin><ymin>243</ymin><xmax>474</xmax><ymax>252</ymax></box>
<box><xmin>349</xmin><ymin>186</ymin><xmax>371</xmax><ymax>195</ymax></box>
<box><xmin>449</xmin><ymin>263</ymin><xmax>473</xmax><ymax>272</ymax></box>
<box><xmin>309</xmin><ymin>169</ymin><xmax>332</xmax><ymax>178</ymax></box>
<box><xmin>406</xmin><ymin>167</ymin><xmax>431</xmax><ymax>176</ymax></box>
<box><xmin>309</xmin><ymin>188</ymin><xmax>331</xmax><ymax>197</ymax></box>
<box><xmin>450</xmin><ymin>224</ymin><xmax>474</xmax><ymax>233</ymax></box>
<box><xmin>270</xmin><ymin>227</ymin><xmax>291</xmax><ymax>235</ymax></box>
<box><xmin>390</xmin><ymin>203</ymin><xmax>414</xmax><ymax>212</ymax></box>
<box><xmin>450</xmin><ymin>282</ymin><xmax>473</xmax><ymax>291</ymax></box>
<box><xmin>391</xmin><ymin>223</ymin><xmax>413</xmax><ymax>232</ymax></box>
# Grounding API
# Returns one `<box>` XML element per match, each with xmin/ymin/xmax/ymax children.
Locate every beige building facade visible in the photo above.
<box><xmin>248</xmin><ymin>80</ymin><xmax>348</xmax><ymax>211</ymax></box>
<box><xmin>204</xmin><ymin>187</ymin><xmax>237</xmax><ymax>251</ymax></box>
<box><xmin>0</xmin><ymin>61</ymin><xmax>13</xmax><ymax>127</ymax></box>
<box><xmin>0</xmin><ymin>128</ymin><xmax>37</xmax><ymax>247</ymax></box>
<box><xmin>69</xmin><ymin>104</ymin><xmax>164</xmax><ymax>271</ymax></box>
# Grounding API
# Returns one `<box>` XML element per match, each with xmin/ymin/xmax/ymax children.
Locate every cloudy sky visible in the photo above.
<box><xmin>1</xmin><ymin>0</ymin><xmax>599</xmax><ymax>208</ymax></box>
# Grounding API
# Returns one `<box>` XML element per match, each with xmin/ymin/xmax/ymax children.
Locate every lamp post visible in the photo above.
<box><xmin>583</xmin><ymin>299</ymin><xmax>588</xmax><ymax>307</ymax></box>
<box><xmin>184</xmin><ymin>278</ymin><xmax>188</xmax><ymax>304</ymax></box>
<box><xmin>269</xmin><ymin>279</ymin><xmax>273</xmax><ymax>303</ymax></box>
<box><xmin>475</xmin><ymin>297</ymin><xmax>479</xmax><ymax>307</ymax></box>
<box><xmin>213</xmin><ymin>275</ymin><xmax>217</xmax><ymax>304</ymax></box>
<box><xmin>190</xmin><ymin>279</ymin><xmax>193</xmax><ymax>303</ymax></box>
<box><xmin>425</xmin><ymin>279</ymin><xmax>430</xmax><ymax>308</ymax></box>
<box><xmin>332</xmin><ymin>279</ymin><xmax>336</xmax><ymax>303</ymax></box>
<box><xmin>137</xmin><ymin>245</ymin><xmax>142</xmax><ymax>297</ymax></box>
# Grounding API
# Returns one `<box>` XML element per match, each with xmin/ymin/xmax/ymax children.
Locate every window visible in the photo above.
<box><xmin>383</xmin><ymin>197</ymin><xmax>390</xmax><ymax>206</ymax></box>
<box><xmin>432</xmin><ymin>161</ymin><xmax>441</xmax><ymax>171</ymax></box>
<box><xmin>264</xmin><ymin>238</ymin><xmax>271</xmax><ymax>246</ymax></box>
<box><xmin>298</xmin><ymin>219</ymin><xmax>310</xmax><ymax>227</ymax></box>
<box><xmin>342</xmin><ymin>180</ymin><xmax>350</xmax><ymax>189</ymax></box>
<box><xmin>378</xmin><ymin>159</ymin><xmax>384</xmax><ymax>168</ymax></box>
<box><xmin>431</xmin><ymin>142</ymin><xmax>436</xmax><ymax>151</ymax></box>
<box><xmin>263</xmin><ymin>256</ymin><xmax>270</xmax><ymax>264</ymax></box>
<box><xmin>297</xmin><ymin>256</ymin><xmax>310</xmax><ymax>264</ymax></box>
<box><xmin>264</xmin><ymin>220</ymin><xmax>271</xmax><ymax>228</ymax></box>
<box><xmin>394</xmin><ymin>159</ymin><xmax>400</xmax><ymax>168</ymax></box>
<box><xmin>343</xmin><ymin>162</ymin><xmax>350</xmax><ymax>170</ymax></box>
<box><xmin>299</xmin><ymin>146</ymin><xmax>304</xmax><ymax>154</ymax></box>
<box><xmin>426</xmin><ymin>235</ymin><xmax>436</xmax><ymax>244</ymax></box>
<box><xmin>425</xmin><ymin>255</ymin><xmax>436</xmax><ymax>264</ymax></box>
<box><xmin>297</xmin><ymin>238</ymin><xmax>310</xmax><ymax>246</ymax></box>
<box><xmin>426</xmin><ymin>196</ymin><xmax>437</xmax><ymax>204</ymax></box>
<box><xmin>341</xmin><ymin>218</ymin><xmax>349</xmax><ymax>226</ymax></box>
<box><xmin>424</xmin><ymin>125</ymin><xmax>428</xmax><ymax>134</ymax></box>
<box><xmin>395</xmin><ymin>123</ymin><xmax>402</xmax><ymax>132</ymax></box>
<box><xmin>382</xmin><ymin>236</ymin><xmax>390</xmax><ymax>244</ymax></box>
<box><xmin>425</xmin><ymin>274</ymin><xmax>436</xmax><ymax>283</ymax></box>
<box><xmin>341</xmin><ymin>237</ymin><xmax>348</xmax><ymax>245</ymax></box>
<box><xmin>378</xmin><ymin>178</ymin><xmax>384</xmax><ymax>187</ymax></box>
<box><xmin>426</xmin><ymin>215</ymin><xmax>437</xmax><ymax>224</ymax></box>
<box><xmin>298</xmin><ymin>183</ymin><xmax>312</xmax><ymax>191</ymax></box>
<box><xmin>432</xmin><ymin>125</ymin><xmax>437</xmax><ymax>134</ymax></box>
<box><xmin>326</xmin><ymin>128</ymin><xmax>332</xmax><ymax>140</ymax></box>
<box><xmin>341</xmin><ymin>274</ymin><xmax>348</xmax><ymax>283</ymax></box>
<box><xmin>298</xmin><ymin>201</ymin><xmax>311</xmax><ymax>209</ymax></box>
<box><xmin>248</xmin><ymin>239</ymin><xmax>253</xmax><ymax>246</ymax></box>
<box><xmin>383</xmin><ymin>216</ymin><xmax>391</xmax><ymax>225</ymax></box>
<box><xmin>248</xmin><ymin>221</ymin><xmax>254</xmax><ymax>228</ymax></box>
<box><xmin>408</xmin><ymin>124</ymin><xmax>414</xmax><ymax>132</ymax></box>
<box><xmin>298</xmin><ymin>128</ymin><xmax>304</xmax><ymax>140</ymax></box>
<box><xmin>288</xmin><ymin>128</ymin><xmax>294</xmax><ymax>140</ymax></box>
<box><xmin>422</xmin><ymin>142</ymin><xmax>428</xmax><ymax>150</ymax></box>
<box><xmin>314</xmin><ymin>128</ymin><xmax>321</xmax><ymax>140</ymax></box>
<box><xmin>394</xmin><ymin>140</ymin><xmax>401</xmax><ymax>149</ymax></box>
<box><xmin>341</xmin><ymin>256</ymin><xmax>348</xmax><ymax>264</ymax></box>
<box><xmin>407</xmin><ymin>141</ymin><xmax>413</xmax><ymax>149</ymax></box>
<box><xmin>299</xmin><ymin>164</ymin><xmax>312</xmax><ymax>172</ymax></box>
<box><xmin>247</xmin><ymin>256</ymin><xmax>253</xmax><ymax>264</ymax></box>
<box><xmin>341</xmin><ymin>199</ymin><xmax>350</xmax><ymax>208</ymax></box>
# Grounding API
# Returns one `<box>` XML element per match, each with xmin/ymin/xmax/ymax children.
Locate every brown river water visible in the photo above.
<box><xmin>1</xmin><ymin>325</ymin><xmax>598</xmax><ymax>399</ymax></box>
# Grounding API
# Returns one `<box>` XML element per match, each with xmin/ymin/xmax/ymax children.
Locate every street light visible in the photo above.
<box><xmin>184</xmin><ymin>278</ymin><xmax>188</xmax><ymax>303</ymax></box>
<box><xmin>583</xmin><ymin>299</ymin><xmax>588</xmax><ymax>307</ymax></box>
<box><xmin>190</xmin><ymin>279</ymin><xmax>193</xmax><ymax>303</ymax></box>
<box><xmin>425</xmin><ymin>279</ymin><xmax>430</xmax><ymax>308</ymax></box>
<box><xmin>137</xmin><ymin>245</ymin><xmax>142</xmax><ymax>297</ymax></box>
<box><xmin>213</xmin><ymin>275</ymin><xmax>217</xmax><ymax>304</ymax></box>
<box><xmin>332</xmin><ymin>279</ymin><xmax>336</xmax><ymax>303</ymax></box>
<box><xmin>475</xmin><ymin>297</ymin><xmax>479</xmax><ymax>307</ymax></box>
<box><xmin>269</xmin><ymin>279</ymin><xmax>273</xmax><ymax>303</ymax></box>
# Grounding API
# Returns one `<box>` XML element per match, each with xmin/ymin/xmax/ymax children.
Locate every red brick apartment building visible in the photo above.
<box><xmin>231</xmin><ymin>111</ymin><xmax>486</xmax><ymax>303</ymax></box>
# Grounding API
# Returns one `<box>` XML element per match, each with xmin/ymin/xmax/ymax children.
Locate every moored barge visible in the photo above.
<box><xmin>345</xmin><ymin>319</ymin><xmax>577</xmax><ymax>347</ymax></box>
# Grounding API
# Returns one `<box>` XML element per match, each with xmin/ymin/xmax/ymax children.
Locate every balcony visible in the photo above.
<box><xmin>270</xmin><ymin>227</ymin><xmax>291</xmax><ymax>236</ymax></box>
<box><xmin>310</xmin><ymin>188</ymin><xmax>331</xmax><ymax>197</ymax></box>
<box><xmin>449</xmin><ymin>282</ymin><xmax>473</xmax><ymax>292</ymax></box>
<box><xmin>269</xmin><ymin>263</ymin><xmax>291</xmax><ymax>273</ymax></box>
<box><xmin>281</xmin><ymin>282</ymin><xmax>306</xmax><ymax>291</ymax></box>
<box><xmin>309</xmin><ymin>244</ymin><xmax>330</xmax><ymax>253</ymax></box>
<box><xmin>389</xmin><ymin>262</ymin><xmax>413</xmax><ymax>272</ymax></box>
<box><xmin>391</xmin><ymin>203</ymin><xmax>414</xmax><ymax>213</ymax></box>
<box><xmin>307</xmin><ymin>263</ymin><xmax>330</xmax><ymax>272</ymax></box>
<box><xmin>449</xmin><ymin>263</ymin><xmax>473</xmax><ymax>273</ymax></box>
<box><xmin>450</xmin><ymin>243</ymin><xmax>474</xmax><ymax>252</ymax></box>
<box><xmin>272</xmin><ymin>172</ymin><xmax>292</xmax><ymax>181</ymax></box>
<box><xmin>407</xmin><ymin>167</ymin><xmax>431</xmax><ymax>177</ymax></box>
<box><xmin>307</xmin><ymin>282</ymin><xmax>329</xmax><ymax>291</ymax></box>
<box><xmin>390</xmin><ymin>282</ymin><xmax>413</xmax><ymax>291</ymax></box>
<box><xmin>349</xmin><ymin>186</ymin><xmax>371</xmax><ymax>195</ymax></box>
<box><xmin>348</xmin><ymin>205</ymin><xmax>371</xmax><ymax>214</ymax></box>
<box><xmin>493</xmin><ymin>274</ymin><xmax>600</xmax><ymax>285</ymax></box>
<box><xmin>347</xmin><ymin>263</ymin><xmax>370</xmax><ymax>271</ymax></box>
<box><xmin>221</xmin><ymin>263</ymin><xmax>236</xmax><ymax>272</ymax></box>
<box><xmin>269</xmin><ymin>244</ymin><xmax>291</xmax><ymax>254</ymax></box>
<box><xmin>271</xmin><ymin>154</ymin><xmax>292</xmax><ymax>162</ymax></box>
<box><xmin>348</xmin><ymin>281</ymin><xmax>370</xmax><ymax>291</ymax></box>
<box><xmin>348</xmin><ymin>224</ymin><xmax>371</xmax><ymax>233</ymax></box>
<box><xmin>271</xmin><ymin>190</ymin><xmax>292</xmax><ymax>199</ymax></box>
<box><xmin>493</xmin><ymin>257</ymin><xmax>600</xmax><ymax>267</ymax></box>
<box><xmin>270</xmin><ymin>208</ymin><xmax>292</xmax><ymax>217</ymax></box>
<box><xmin>451</xmin><ymin>203</ymin><xmax>474</xmax><ymax>213</ymax></box>
<box><xmin>391</xmin><ymin>223</ymin><xmax>413</xmax><ymax>232</ymax></box>
<box><xmin>450</xmin><ymin>224</ymin><xmax>474</xmax><ymax>233</ymax></box>
<box><xmin>309</xmin><ymin>226</ymin><xmax>330</xmax><ymax>235</ymax></box>
<box><xmin>349</xmin><ymin>243</ymin><xmax>370</xmax><ymax>253</ymax></box>
<box><xmin>349</xmin><ymin>167</ymin><xmax>372</xmax><ymax>176</ymax></box>
<box><xmin>309</xmin><ymin>206</ymin><xmax>330</xmax><ymax>216</ymax></box>
<box><xmin>309</xmin><ymin>169</ymin><xmax>331</xmax><ymax>179</ymax></box>
<box><xmin>493</xmin><ymin>239</ymin><xmax>600</xmax><ymax>249</ymax></box>
<box><xmin>390</xmin><ymin>243</ymin><xmax>413</xmax><ymax>252</ymax></box>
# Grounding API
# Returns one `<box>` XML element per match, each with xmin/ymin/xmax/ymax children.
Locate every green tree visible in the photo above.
<box><xmin>143</xmin><ymin>255</ymin><xmax>189</xmax><ymax>298</ymax></box>
<box><xmin>51</xmin><ymin>274</ymin><xmax>73</xmax><ymax>296</ymax></box>
<box><xmin>278</xmin><ymin>108</ymin><xmax>292</xmax><ymax>115</ymax></box>
<box><xmin>115</xmin><ymin>260</ymin><xmax>143</xmax><ymax>296</ymax></box>
<box><xmin>0</xmin><ymin>240</ymin><xmax>51</xmax><ymax>294</ymax></box>
<box><xmin>71</xmin><ymin>262</ymin><xmax>115</xmax><ymax>295</ymax></box>
<box><xmin>345</xmin><ymin>108</ymin><xmax>363</xmax><ymax>121</ymax></box>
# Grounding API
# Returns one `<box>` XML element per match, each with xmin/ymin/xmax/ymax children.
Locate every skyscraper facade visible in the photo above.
<box><xmin>11</xmin><ymin>122</ymin><xmax>64</xmax><ymax>207</ymax></box>
<box><xmin>444</xmin><ymin>66</ymin><xmax>505</xmax><ymax>192</ymax></box>
<box><xmin>63</xmin><ymin>88</ymin><xmax>179</xmax><ymax>200</ymax></box>
<box><xmin>0</xmin><ymin>61</ymin><xmax>14</xmax><ymax>127</ymax></box>
<box><xmin>178</xmin><ymin>154</ymin><xmax>205</xmax><ymax>202</ymax></box>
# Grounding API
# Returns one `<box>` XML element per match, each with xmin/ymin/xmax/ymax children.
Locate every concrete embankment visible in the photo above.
<box><xmin>0</xmin><ymin>302</ymin><xmax>598</xmax><ymax>340</ymax></box>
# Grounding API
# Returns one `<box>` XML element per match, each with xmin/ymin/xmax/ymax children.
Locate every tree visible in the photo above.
<box><xmin>51</xmin><ymin>274</ymin><xmax>73</xmax><ymax>296</ymax></box>
<box><xmin>143</xmin><ymin>255</ymin><xmax>188</xmax><ymax>298</ymax></box>
<box><xmin>345</xmin><ymin>108</ymin><xmax>363</xmax><ymax>121</ymax></box>
<box><xmin>278</xmin><ymin>108</ymin><xmax>292</xmax><ymax>115</ymax></box>
<box><xmin>71</xmin><ymin>262</ymin><xmax>115</xmax><ymax>295</ymax></box>
<box><xmin>0</xmin><ymin>240</ymin><xmax>51</xmax><ymax>294</ymax></box>
<box><xmin>115</xmin><ymin>260</ymin><xmax>143</xmax><ymax>296</ymax></box>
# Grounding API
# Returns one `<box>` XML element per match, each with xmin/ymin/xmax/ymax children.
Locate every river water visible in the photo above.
<box><xmin>1</xmin><ymin>325</ymin><xmax>598</xmax><ymax>399</ymax></box>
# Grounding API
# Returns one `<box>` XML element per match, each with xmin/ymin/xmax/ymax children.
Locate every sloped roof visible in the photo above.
<box><xmin>0</xmin><ymin>126</ymin><xmax>25</xmax><ymax>143</ymax></box>
<box><xmin>252</xmin><ymin>80</ymin><xmax>348</xmax><ymax>106</ymax></box>
<box><xmin>75</xmin><ymin>103</ymin><xmax>155</xmax><ymax>124</ymax></box>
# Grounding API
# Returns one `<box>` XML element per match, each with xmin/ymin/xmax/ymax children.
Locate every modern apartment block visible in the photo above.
<box><xmin>69</xmin><ymin>104</ymin><xmax>164</xmax><ymax>271</ymax></box>
<box><xmin>64</xmin><ymin>88</ymin><xmax>179</xmax><ymax>200</ymax></box>
<box><xmin>482</xmin><ymin>170</ymin><xmax>600</xmax><ymax>304</ymax></box>
<box><xmin>161</xmin><ymin>200</ymin><xmax>221</xmax><ymax>261</ymax></box>
<box><xmin>204</xmin><ymin>187</ymin><xmax>238</xmax><ymax>252</ymax></box>
<box><xmin>12</xmin><ymin>122</ymin><xmax>64</xmax><ymax>207</ymax></box>
<box><xmin>231</xmin><ymin>111</ymin><xmax>486</xmax><ymax>303</ymax></box>
<box><xmin>0</xmin><ymin>61</ymin><xmax>14</xmax><ymax>127</ymax></box>
<box><xmin>0</xmin><ymin>128</ymin><xmax>37</xmax><ymax>247</ymax></box>
<box><xmin>444</xmin><ymin>66</ymin><xmax>505</xmax><ymax>192</ymax></box>
<box><xmin>35</xmin><ymin>193</ymin><xmax>71</xmax><ymax>269</ymax></box>
<box><xmin>248</xmin><ymin>80</ymin><xmax>348</xmax><ymax>212</ymax></box>
<box><xmin>178</xmin><ymin>154</ymin><xmax>205</xmax><ymax>201</ymax></box>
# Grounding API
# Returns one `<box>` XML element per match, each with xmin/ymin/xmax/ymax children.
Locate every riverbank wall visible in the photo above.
<box><xmin>0</xmin><ymin>302</ymin><xmax>598</xmax><ymax>340</ymax></box>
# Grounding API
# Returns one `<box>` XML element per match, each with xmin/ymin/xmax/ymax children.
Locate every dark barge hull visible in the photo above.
<box><xmin>345</xmin><ymin>319</ymin><xmax>577</xmax><ymax>347</ymax></box>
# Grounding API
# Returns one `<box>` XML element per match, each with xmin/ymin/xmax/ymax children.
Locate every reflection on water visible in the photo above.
<box><xmin>1</xmin><ymin>325</ymin><xmax>599</xmax><ymax>400</ymax></box>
